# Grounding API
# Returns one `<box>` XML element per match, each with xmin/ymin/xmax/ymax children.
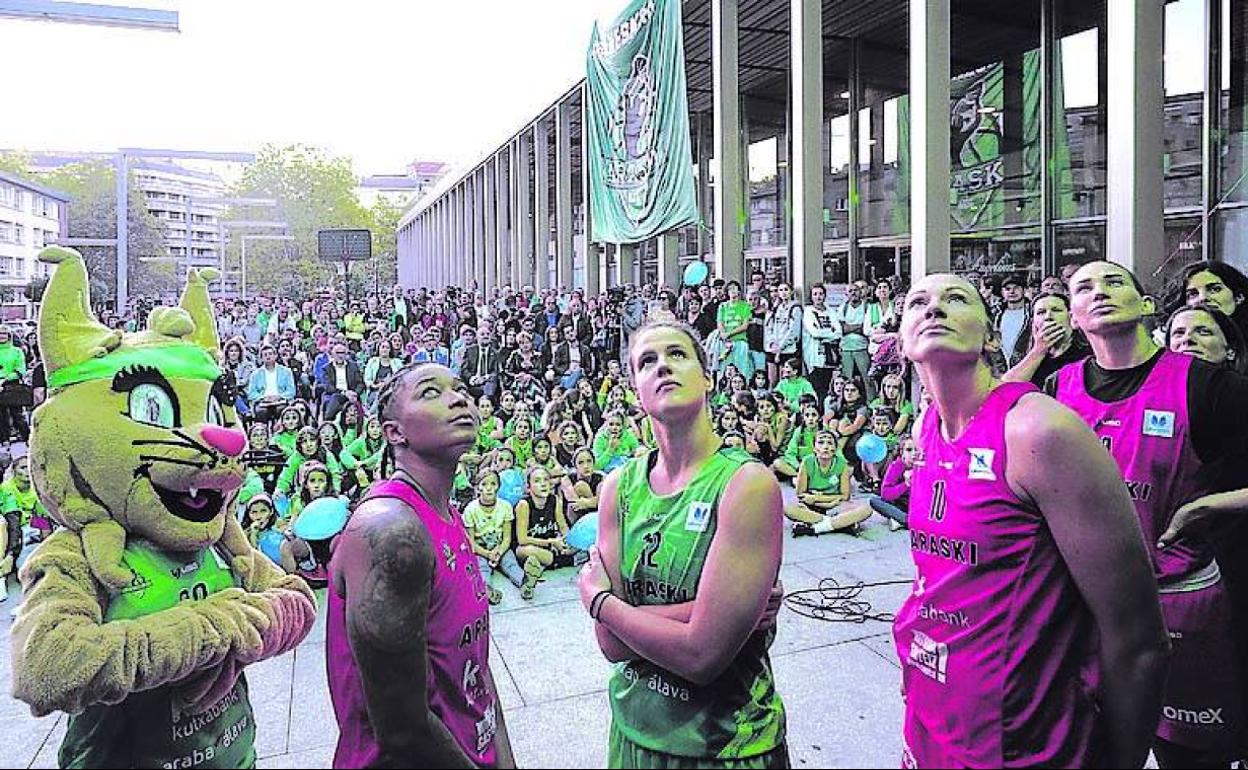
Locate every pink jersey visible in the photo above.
<box><xmin>894</xmin><ymin>382</ymin><xmax>1104</xmax><ymax>768</ymax></box>
<box><xmin>1055</xmin><ymin>351</ymin><xmax>1244</xmax><ymax>750</ymax></box>
<box><xmin>1053</xmin><ymin>351</ymin><xmax>1217</xmax><ymax>581</ymax></box>
<box><xmin>327</xmin><ymin>480</ymin><xmax>499</xmax><ymax>768</ymax></box>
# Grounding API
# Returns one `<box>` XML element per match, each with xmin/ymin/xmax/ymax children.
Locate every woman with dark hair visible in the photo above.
<box><xmin>1167</xmin><ymin>304</ymin><xmax>1248</xmax><ymax>376</ymax></box>
<box><xmin>1174</xmin><ymin>261</ymin><xmax>1248</xmax><ymax>338</ymax></box>
<box><xmin>327</xmin><ymin>362</ymin><xmax>515</xmax><ymax>767</ymax></box>
<box><xmin>1002</xmin><ymin>292</ymin><xmax>1091</xmax><ymax>387</ymax></box>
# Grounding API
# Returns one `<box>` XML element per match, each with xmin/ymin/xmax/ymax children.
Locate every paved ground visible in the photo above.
<box><xmin>1</xmin><ymin>491</ymin><xmax>914</xmax><ymax>769</ymax></box>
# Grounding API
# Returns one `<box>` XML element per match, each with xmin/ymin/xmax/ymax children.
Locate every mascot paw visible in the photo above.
<box><xmin>80</xmin><ymin>519</ymin><xmax>135</xmax><ymax>591</ymax></box>
<box><xmin>219</xmin><ymin>517</ymin><xmax>256</xmax><ymax>584</ymax></box>
<box><xmin>197</xmin><ymin>587</ymin><xmax>274</xmax><ymax>659</ymax></box>
<box><xmin>175</xmin><ymin>657</ymin><xmax>244</xmax><ymax>716</ymax></box>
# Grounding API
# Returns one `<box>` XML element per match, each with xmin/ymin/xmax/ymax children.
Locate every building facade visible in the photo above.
<box><xmin>399</xmin><ymin>0</ymin><xmax>1240</xmax><ymax>299</ymax></box>
<box><xmin>0</xmin><ymin>171</ymin><xmax>69</xmax><ymax>318</ymax></box>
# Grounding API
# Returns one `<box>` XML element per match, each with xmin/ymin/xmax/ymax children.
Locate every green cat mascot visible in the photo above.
<box><xmin>10</xmin><ymin>247</ymin><xmax>317</xmax><ymax>768</ymax></box>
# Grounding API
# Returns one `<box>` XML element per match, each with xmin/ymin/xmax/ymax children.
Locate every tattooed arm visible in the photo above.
<box><xmin>334</xmin><ymin>498</ymin><xmax>476</xmax><ymax>768</ymax></box>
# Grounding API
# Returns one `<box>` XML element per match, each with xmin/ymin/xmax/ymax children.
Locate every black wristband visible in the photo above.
<box><xmin>590</xmin><ymin>590</ymin><xmax>612</xmax><ymax>622</ymax></box>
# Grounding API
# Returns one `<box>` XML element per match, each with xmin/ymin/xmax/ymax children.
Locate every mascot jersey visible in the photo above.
<box><xmin>60</xmin><ymin>540</ymin><xmax>256</xmax><ymax>769</ymax></box>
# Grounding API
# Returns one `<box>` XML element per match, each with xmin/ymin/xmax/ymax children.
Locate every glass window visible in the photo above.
<box><xmin>859</xmin><ymin>30</ymin><xmax>910</xmax><ymax>238</ymax></box>
<box><xmin>1056</xmin><ymin>0</ymin><xmax>1107</xmax><ymax>220</ymax></box>
<box><xmin>1055</xmin><ymin>223</ymin><xmax>1106</xmax><ymax>274</ymax></box>
<box><xmin>1216</xmin><ymin>207</ymin><xmax>1248</xmax><ymax>274</ymax></box>
<box><xmin>825</xmin><ymin>39</ymin><xmax>852</xmax><ymax>244</ymax></box>
<box><xmin>1219</xmin><ymin>0</ymin><xmax>1248</xmax><ymax>203</ymax></box>
<box><xmin>1164</xmin><ymin>0</ymin><xmax>1205</xmax><ymax>212</ymax></box>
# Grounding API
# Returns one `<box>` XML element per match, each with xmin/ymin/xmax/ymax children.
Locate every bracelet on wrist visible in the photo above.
<box><xmin>590</xmin><ymin>590</ymin><xmax>612</xmax><ymax>622</ymax></box>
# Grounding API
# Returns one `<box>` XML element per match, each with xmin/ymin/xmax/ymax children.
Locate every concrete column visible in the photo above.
<box><xmin>580</xmin><ymin>85</ymin><xmax>603</xmax><ymax>294</ymax></box>
<box><xmin>517</xmin><ymin>135</ymin><xmax>535</xmax><ymax>290</ymax></box>
<box><xmin>423</xmin><ymin>213</ymin><xmax>432</xmax><ymax>287</ymax></box>
<box><xmin>496</xmin><ymin>151</ymin><xmax>511</xmax><ymax>292</ymax></box>
<box><xmin>458</xmin><ymin>185</ymin><xmax>469</xmax><ymax>287</ymax></box>
<box><xmin>534</xmin><ymin>118</ymin><xmax>551</xmax><ymax>292</ymax></box>
<box><xmin>791</xmin><ymin>0</ymin><xmax>824</xmax><ymax>297</ymax></box>
<box><xmin>462</xmin><ymin>184</ymin><xmax>472</xmax><ymax>286</ymax></box>
<box><xmin>616</xmin><ymin>243</ymin><xmax>637</xmax><ymax>287</ymax></box>
<box><xmin>847</xmin><ymin>41</ymin><xmax>862</xmax><ymax>282</ymax></box>
<box><xmin>473</xmin><ymin>170</ymin><xmax>485</xmax><ymax>293</ymax></box>
<box><xmin>1107</xmin><ymin>0</ymin><xmax>1165</xmax><ymax>287</ymax></box>
<box><xmin>484</xmin><ymin>161</ymin><xmax>498</xmax><ymax>293</ymax></box>
<box><xmin>509</xmin><ymin>142</ymin><xmax>521</xmax><ymax>289</ymax></box>
<box><xmin>909</xmin><ymin>0</ymin><xmax>951</xmax><ymax>282</ymax></box>
<box><xmin>657</xmin><ymin>232</ymin><xmax>681</xmax><ymax>290</ymax></box>
<box><xmin>444</xmin><ymin>197</ymin><xmax>453</xmax><ymax>286</ymax></box>
<box><xmin>713</xmin><ymin>0</ymin><xmax>744</xmax><ymax>283</ymax></box>
<box><xmin>436</xmin><ymin>201</ymin><xmax>445</xmax><ymax>286</ymax></box>
<box><xmin>555</xmin><ymin>100</ymin><xmax>576</xmax><ymax>291</ymax></box>
<box><xmin>454</xmin><ymin>185</ymin><xmax>465</xmax><ymax>288</ymax></box>
<box><xmin>696</xmin><ymin>113</ymin><xmax>712</xmax><ymax>260</ymax></box>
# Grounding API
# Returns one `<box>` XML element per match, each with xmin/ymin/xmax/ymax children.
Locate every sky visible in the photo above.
<box><xmin>0</xmin><ymin>0</ymin><xmax>627</xmax><ymax>176</ymax></box>
<box><xmin>0</xmin><ymin>0</ymin><xmax>1208</xmax><ymax>182</ymax></box>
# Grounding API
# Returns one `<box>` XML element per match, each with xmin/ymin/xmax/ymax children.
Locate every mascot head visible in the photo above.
<box><xmin>30</xmin><ymin>246</ymin><xmax>247</xmax><ymax>554</ymax></box>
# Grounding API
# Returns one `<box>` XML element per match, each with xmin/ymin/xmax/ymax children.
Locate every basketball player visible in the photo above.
<box><xmin>1053</xmin><ymin>261</ymin><xmax>1248</xmax><ymax>767</ymax></box>
<box><xmin>895</xmin><ymin>273</ymin><xmax>1169</xmax><ymax>767</ymax></box>
<box><xmin>327</xmin><ymin>363</ymin><xmax>515</xmax><ymax>768</ymax></box>
<box><xmin>578</xmin><ymin>319</ymin><xmax>789</xmax><ymax>768</ymax></box>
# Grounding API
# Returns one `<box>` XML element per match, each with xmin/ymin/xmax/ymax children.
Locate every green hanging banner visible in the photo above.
<box><xmin>585</xmin><ymin>0</ymin><xmax>699</xmax><ymax>244</ymax></box>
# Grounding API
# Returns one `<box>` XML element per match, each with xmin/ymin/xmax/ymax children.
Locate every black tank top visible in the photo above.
<box><xmin>523</xmin><ymin>494</ymin><xmax>560</xmax><ymax>540</ymax></box>
<box><xmin>375</xmin><ymin>360</ymin><xmax>394</xmax><ymax>383</ymax></box>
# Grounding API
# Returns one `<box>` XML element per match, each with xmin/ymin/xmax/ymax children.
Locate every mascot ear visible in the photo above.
<box><xmin>180</xmin><ymin>267</ymin><xmax>223</xmax><ymax>358</ymax></box>
<box><xmin>37</xmin><ymin>247</ymin><xmax>122</xmax><ymax>381</ymax></box>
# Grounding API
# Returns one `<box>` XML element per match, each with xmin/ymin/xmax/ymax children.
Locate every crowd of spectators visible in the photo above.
<box><xmin>3</xmin><ymin>258</ymin><xmax>1248</xmax><ymax>606</ymax></box>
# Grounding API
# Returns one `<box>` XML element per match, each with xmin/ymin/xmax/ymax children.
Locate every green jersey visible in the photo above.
<box><xmin>800</xmin><ymin>452</ymin><xmax>848</xmax><ymax>495</ymax></box>
<box><xmin>61</xmin><ymin>539</ymin><xmax>256</xmax><ymax>769</ymax></box>
<box><xmin>609</xmin><ymin>447</ymin><xmax>786</xmax><ymax>760</ymax></box>
<box><xmin>716</xmin><ymin>300</ymin><xmax>753</xmax><ymax>343</ymax></box>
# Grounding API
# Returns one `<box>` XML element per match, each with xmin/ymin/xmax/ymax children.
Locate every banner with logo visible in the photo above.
<box><xmin>585</xmin><ymin>0</ymin><xmax>699</xmax><ymax>244</ymax></box>
<box><xmin>892</xmin><ymin>48</ymin><xmax>1076</xmax><ymax>236</ymax></box>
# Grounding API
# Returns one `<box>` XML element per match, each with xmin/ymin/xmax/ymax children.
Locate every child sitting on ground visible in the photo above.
<box><xmin>463</xmin><ymin>469</ymin><xmax>526</xmax><ymax>605</ymax></box>
<box><xmin>785</xmin><ymin>430</ymin><xmax>872</xmax><ymax>537</ymax></box>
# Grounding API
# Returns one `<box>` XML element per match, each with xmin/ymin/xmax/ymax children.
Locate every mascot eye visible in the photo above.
<box><xmin>128</xmin><ymin>384</ymin><xmax>176</xmax><ymax>429</ymax></box>
<box><xmin>206</xmin><ymin>397</ymin><xmax>225</xmax><ymax>426</ymax></box>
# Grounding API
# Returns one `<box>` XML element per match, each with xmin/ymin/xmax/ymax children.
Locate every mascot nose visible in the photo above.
<box><xmin>200</xmin><ymin>424</ymin><xmax>246</xmax><ymax>458</ymax></box>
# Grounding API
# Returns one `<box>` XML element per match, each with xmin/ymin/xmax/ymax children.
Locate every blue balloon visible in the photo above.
<box><xmin>256</xmin><ymin>529</ymin><xmax>286</xmax><ymax>564</ymax></box>
<box><xmin>292</xmin><ymin>496</ymin><xmax>350</xmax><ymax>541</ymax></box>
<box><xmin>498</xmin><ymin>469</ymin><xmax>526</xmax><ymax>506</ymax></box>
<box><xmin>683</xmin><ymin>260</ymin><xmax>709</xmax><ymax>286</ymax></box>
<box><xmin>856</xmin><ymin>433</ymin><xmax>889</xmax><ymax>464</ymax></box>
<box><xmin>565</xmin><ymin>512</ymin><xmax>598</xmax><ymax>551</ymax></box>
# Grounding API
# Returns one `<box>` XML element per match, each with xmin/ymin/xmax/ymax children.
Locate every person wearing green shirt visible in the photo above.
<box><xmin>772</xmin><ymin>358</ymin><xmax>815</xmax><ymax>412</ymax></box>
<box><xmin>783</xmin><ymin>430</ymin><xmax>870</xmax><ymax>537</ymax></box>
<box><xmin>578</xmin><ymin>319</ymin><xmax>788</xmax><ymax>769</ymax></box>
<box><xmin>505</xmin><ymin>419</ymin><xmax>536</xmax><ymax>468</ymax></box>
<box><xmin>275</xmin><ymin>427</ymin><xmax>343</xmax><ymax>498</ymax></box>
<box><xmin>771</xmin><ymin>404</ymin><xmax>823</xmax><ymax>480</ymax></box>
<box><xmin>593</xmin><ymin>410</ymin><xmax>640</xmax><ymax>472</ymax></box>
<box><xmin>339</xmin><ymin>416</ymin><xmax>386</xmax><ymax>490</ymax></box>
<box><xmin>715</xmin><ymin>281</ymin><xmax>756</xmax><ymax>380</ymax></box>
<box><xmin>0</xmin><ymin>326</ymin><xmax>28</xmax><ymax>445</ymax></box>
<box><xmin>270</xmin><ymin>406</ymin><xmax>304</xmax><ymax>458</ymax></box>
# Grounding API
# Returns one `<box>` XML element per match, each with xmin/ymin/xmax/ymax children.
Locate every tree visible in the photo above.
<box><xmin>24</xmin><ymin>276</ymin><xmax>48</xmax><ymax>303</ymax></box>
<box><xmin>366</xmin><ymin>196</ymin><xmax>402</xmax><ymax>293</ymax></box>
<box><xmin>0</xmin><ymin>154</ymin><xmax>175</xmax><ymax>305</ymax></box>
<box><xmin>224</xmin><ymin>144</ymin><xmax>372</xmax><ymax>298</ymax></box>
